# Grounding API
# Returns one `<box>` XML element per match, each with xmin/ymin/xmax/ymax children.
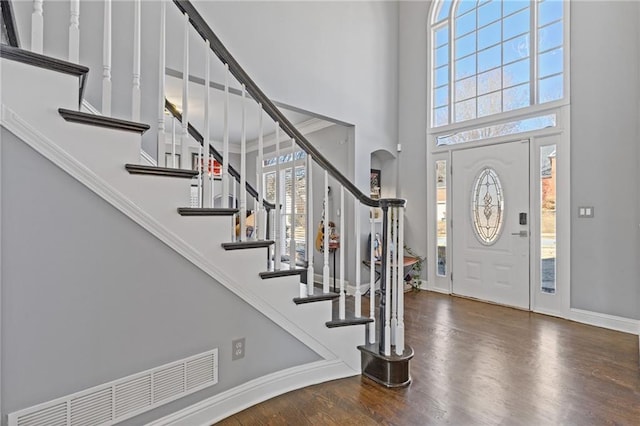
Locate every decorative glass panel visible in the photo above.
<box><xmin>472</xmin><ymin>168</ymin><xmax>504</xmax><ymax>245</ymax></box>
<box><xmin>436</xmin><ymin>160</ymin><xmax>447</xmax><ymax>276</ymax></box>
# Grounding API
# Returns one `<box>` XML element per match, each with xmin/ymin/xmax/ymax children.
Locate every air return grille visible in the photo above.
<box><xmin>9</xmin><ymin>349</ymin><xmax>218</xmax><ymax>426</ymax></box>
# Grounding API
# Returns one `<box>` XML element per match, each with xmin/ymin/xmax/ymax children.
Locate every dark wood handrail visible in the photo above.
<box><xmin>164</xmin><ymin>100</ymin><xmax>275</xmax><ymax>211</ymax></box>
<box><xmin>172</xmin><ymin>0</ymin><xmax>405</xmax><ymax>209</ymax></box>
<box><xmin>1</xmin><ymin>0</ymin><xmax>20</xmax><ymax>48</ymax></box>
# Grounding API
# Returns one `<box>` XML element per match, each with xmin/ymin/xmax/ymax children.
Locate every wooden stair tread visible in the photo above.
<box><xmin>259</xmin><ymin>269</ymin><xmax>306</xmax><ymax>279</ymax></box>
<box><xmin>125</xmin><ymin>164</ymin><xmax>198</xmax><ymax>178</ymax></box>
<box><xmin>293</xmin><ymin>292</ymin><xmax>340</xmax><ymax>305</ymax></box>
<box><xmin>59</xmin><ymin>108</ymin><xmax>150</xmax><ymax>134</ymax></box>
<box><xmin>326</xmin><ymin>317</ymin><xmax>374</xmax><ymax>328</ymax></box>
<box><xmin>221</xmin><ymin>240</ymin><xmax>274</xmax><ymax>250</ymax></box>
<box><xmin>178</xmin><ymin>207</ymin><xmax>238</xmax><ymax>216</ymax></box>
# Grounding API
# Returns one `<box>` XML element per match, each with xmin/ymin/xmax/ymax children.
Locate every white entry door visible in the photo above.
<box><xmin>452</xmin><ymin>140</ymin><xmax>530</xmax><ymax>309</ymax></box>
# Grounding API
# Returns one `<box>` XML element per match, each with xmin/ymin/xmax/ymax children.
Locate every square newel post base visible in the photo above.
<box><xmin>357</xmin><ymin>343</ymin><xmax>414</xmax><ymax>388</ymax></box>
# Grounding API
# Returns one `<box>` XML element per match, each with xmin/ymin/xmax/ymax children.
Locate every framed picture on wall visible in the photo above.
<box><xmin>370</xmin><ymin>169</ymin><xmax>381</xmax><ymax>199</ymax></box>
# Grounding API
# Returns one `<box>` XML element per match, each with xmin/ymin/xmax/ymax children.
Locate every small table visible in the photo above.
<box><xmin>363</xmin><ymin>256</ymin><xmax>420</xmax><ymax>294</ymax></box>
<box><xmin>328</xmin><ymin>241</ymin><xmax>340</xmax><ymax>292</ymax></box>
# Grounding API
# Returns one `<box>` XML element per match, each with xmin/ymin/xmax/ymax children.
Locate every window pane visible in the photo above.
<box><xmin>264</xmin><ymin>172</ymin><xmax>276</xmax><ymax>203</ymax></box>
<box><xmin>539</xmin><ymin>0</ymin><xmax>563</xmax><ymax>27</ymax></box>
<box><xmin>478</xmin><ymin>44</ymin><xmax>501</xmax><ymax>72</ymax></box>
<box><xmin>455</xmin><ymin>76</ymin><xmax>476</xmax><ymax>101</ymax></box>
<box><xmin>455</xmin><ymin>54</ymin><xmax>476</xmax><ymax>80</ymax></box>
<box><xmin>478</xmin><ymin>91</ymin><xmax>502</xmax><ymax>117</ymax></box>
<box><xmin>456</xmin><ymin>1</ymin><xmax>475</xmax><ymax>16</ymax></box>
<box><xmin>435</xmin><ymin>65</ymin><xmax>449</xmax><ymax>87</ymax></box>
<box><xmin>434</xmin><ymin>106</ymin><xmax>449</xmax><ymax>127</ymax></box>
<box><xmin>503</xmin><ymin>83</ymin><xmax>530</xmax><ymax>111</ymax></box>
<box><xmin>503</xmin><ymin>0</ymin><xmax>528</xmax><ymax>16</ymax></box>
<box><xmin>503</xmin><ymin>33</ymin><xmax>530</xmax><ymax>64</ymax></box>
<box><xmin>455</xmin><ymin>32</ymin><xmax>476</xmax><ymax>59</ymax></box>
<box><xmin>436</xmin><ymin>114</ymin><xmax>556</xmax><ymax>145</ymax></box>
<box><xmin>538</xmin><ymin>21</ymin><xmax>563</xmax><ymax>52</ymax></box>
<box><xmin>503</xmin><ymin>9</ymin><xmax>529</xmax><ymax>40</ymax></box>
<box><xmin>455</xmin><ymin>10</ymin><xmax>476</xmax><ymax>37</ymax></box>
<box><xmin>538</xmin><ymin>74</ymin><xmax>563</xmax><ymax>103</ymax></box>
<box><xmin>538</xmin><ymin>48</ymin><xmax>563</xmax><ymax>78</ymax></box>
<box><xmin>435</xmin><ymin>44</ymin><xmax>449</xmax><ymax>67</ymax></box>
<box><xmin>436</xmin><ymin>0</ymin><xmax>453</xmax><ymax>22</ymax></box>
<box><xmin>436</xmin><ymin>160</ymin><xmax>447</xmax><ymax>277</ymax></box>
<box><xmin>478</xmin><ymin>21</ymin><xmax>501</xmax><ymax>50</ymax></box>
<box><xmin>503</xmin><ymin>58</ymin><xmax>530</xmax><ymax>88</ymax></box>
<box><xmin>435</xmin><ymin>85</ymin><xmax>449</xmax><ymax>107</ymax></box>
<box><xmin>478</xmin><ymin>68</ymin><xmax>502</xmax><ymax>95</ymax></box>
<box><xmin>540</xmin><ymin>145</ymin><xmax>556</xmax><ymax>294</ymax></box>
<box><xmin>435</xmin><ymin>26</ymin><xmax>449</xmax><ymax>48</ymax></box>
<box><xmin>478</xmin><ymin>0</ymin><xmax>501</xmax><ymax>27</ymax></box>
<box><xmin>455</xmin><ymin>98</ymin><xmax>477</xmax><ymax>122</ymax></box>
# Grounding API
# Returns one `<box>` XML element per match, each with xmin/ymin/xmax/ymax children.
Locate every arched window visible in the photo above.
<box><xmin>430</xmin><ymin>0</ymin><xmax>564</xmax><ymax>129</ymax></box>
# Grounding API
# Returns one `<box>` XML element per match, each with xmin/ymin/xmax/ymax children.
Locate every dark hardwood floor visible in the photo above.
<box><xmin>217</xmin><ymin>291</ymin><xmax>640</xmax><ymax>425</ymax></box>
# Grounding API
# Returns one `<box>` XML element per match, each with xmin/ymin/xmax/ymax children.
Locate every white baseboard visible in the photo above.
<box><xmin>146</xmin><ymin>359</ymin><xmax>356</xmax><ymax>426</ymax></box>
<box><xmin>423</xmin><ymin>284</ymin><xmax>450</xmax><ymax>295</ymax></box>
<box><xmin>569</xmin><ymin>308</ymin><xmax>639</xmax><ymax>335</ymax></box>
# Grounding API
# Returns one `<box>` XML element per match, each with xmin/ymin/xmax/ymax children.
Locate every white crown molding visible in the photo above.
<box><xmin>0</xmin><ymin>104</ymin><xmax>345</xmax><ymax>365</ymax></box>
<box><xmin>146</xmin><ymin>359</ymin><xmax>355</xmax><ymax>426</ymax></box>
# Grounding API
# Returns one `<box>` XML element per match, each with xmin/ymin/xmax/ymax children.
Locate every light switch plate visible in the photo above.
<box><xmin>578</xmin><ymin>206</ymin><xmax>594</xmax><ymax>218</ymax></box>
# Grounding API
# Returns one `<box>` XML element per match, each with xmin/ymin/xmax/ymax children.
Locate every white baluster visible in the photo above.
<box><xmin>202</xmin><ymin>41</ymin><xmax>212</xmax><ymax>207</ymax></box>
<box><xmin>157</xmin><ymin>0</ymin><xmax>166</xmax><ymax>166</ymax></box>
<box><xmin>232</xmin><ymin>179</ymin><xmax>238</xmax><ymax>241</ymax></box>
<box><xmin>322</xmin><ymin>171</ymin><xmax>330</xmax><ymax>294</ymax></box>
<box><xmin>131</xmin><ymin>0</ymin><xmax>141</xmax><ymax>121</ymax></box>
<box><xmin>239</xmin><ymin>85</ymin><xmax>247</xmax><ymax>240</ymax></box>
<box><xmin>274</xmin><ymin>125</ymin><xmax>281</xmax><ymax>269</ymax></box>
<box><xmin>290</xmin><ymin>138</ymin><xmax>296</xmax><ymax>271</ymax></box>
<box><xmin>339</xmin><ymin>186</ymin><xmax>345</xmax><ymax>319</ymax></box>
<box><xmin>306</xmin><ymin>154</ymin><xmax>314</xmax><ymax>295</ymax></box>
<box><xmin>354</xmin><ymin>200</ymin><xmax>362</xmax><ymax>317</ymax></box>
<box><xmin>180</xmin><ymin>12</ymin><xmax>189</xmax><ymax>168</ymax></box>
<box><xmin>396</xmin><ymin>207</ymin><xmax>405</xmax><ymax>355</ymax></box>
<box><xmin>171</xmin><ymin>115</ymin><xmax>176</xmax><ymax>168</ymax></box>
<box><xmin>391</xmin><ymin>207</ymin><xmax>398</xmax><ymax>347</ymax></box>
<box><xmin>256</xmin><ymin>103</ymin><xmax>264</xmax><ymax>240</ymax></box>
<box><xmin>384</xmin><ymin>206</ymin><xmax>392</xmax><ymax>356</ymax></box>
<box><xmin>369</xmin><ymin>208</ymin><xmax>376</xmax><ymax>344</ymax></box>
<box><xmin>222</xmin><ymin>64</ymin><xmax>230</xmax><ymax>208</ymax></box>
<box><xmin>102</xmin><ymin>0</ymin><xmax>112</xmax><ymax>115</ymax></box>
<box><xmin>31</xmin><ymin>0</ymin><xmax>43</xmax><ymax>53</ymax></box>
<box><xmin>69</xmin><ymin>0</ymin><xmax>80</xmax><ymax>63</ymax></box>
<box><xmin>209</xmin><ymin>153</ymin><xmax>215</xmax><ymax>207</ymax></box>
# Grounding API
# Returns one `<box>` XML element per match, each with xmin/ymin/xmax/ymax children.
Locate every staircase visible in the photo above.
<box><xmin>1</xmin><ymin>0</ymin><xmax>412</xmax><ymax>424</ymax></box>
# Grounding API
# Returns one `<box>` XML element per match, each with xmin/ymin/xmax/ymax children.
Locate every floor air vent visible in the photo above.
<box><xmin>9</xmin><ymin>349</ymin><xmax>218</xmax><ymax>426</ymax></box>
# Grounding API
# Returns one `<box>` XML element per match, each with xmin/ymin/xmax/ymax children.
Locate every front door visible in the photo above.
<box><xmin>452</xmin><ymin>140</ymin><xmax>530</xmax><ymax>309</ymax></box>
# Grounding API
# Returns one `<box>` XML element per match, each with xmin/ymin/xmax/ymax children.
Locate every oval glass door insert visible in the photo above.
<box><xmin>472</xmin><ymin>167</ymin><xmax>504</xmax><ymax>245</ymax></box>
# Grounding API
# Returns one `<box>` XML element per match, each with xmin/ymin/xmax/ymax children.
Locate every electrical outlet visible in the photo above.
<box><xmin>232</xmin><ymin>338</ymin><xmax>245</xmax><ymax>360</ymax></box>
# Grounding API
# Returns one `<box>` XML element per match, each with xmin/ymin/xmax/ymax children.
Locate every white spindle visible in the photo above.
<box><xmin>222</xmin><ymin>64</ymin><xmax>230</xmax><ymax>208</ymax></box>
<box><xmin>202</xmin><ymin>42</ymin><xmax>212</xmax><ymax>207</ymax></box>
<box><xmin>306</xmin><ymin>154</ymin><xmax>314</xmax><ymax>295</ymax></box>
<box><xmin>171</xmin><ymin>115</ymin><xmax>176</xmax><ymax>167</ymax></box>
<box><xmin>102</xmin><ymin>0</ymin><xmax>112</xmax><ymax>115</ymax></box>
<box><xmin>31</xmin><ymin>0</ymin><xmax>43</xmax><ymax>53</ymax></box>
<box><xmin>396</xmin><ymin>207</ymin><xmax>405</xmax><ymax>355</ymax></box>
<box><xmin>369</xmin><ymin>209</ymin><xmax>376</xmax><ymax>344</ymax></box>
<box><xmin>256</xmin><ymin>104</ymin><xmax>264</xmax><ymax>241</ymax></box>
<box><xmin>232</xmin><ymin>179</ymin><xmax>238</xmax><ymax>241</ymax></box>
<box><xmin>274</xmin><ymin>125</ymin><xmax>281</xmax><ymax>269</ymax></box>
<box><xmin>157</xmin><ymin>0</ymin><xmax>166</xmax><ymax>166</ymax></box>
<box><xmin>384</xmin><ymin>207</ymin><xmax>392</xmax><ymax>356</ymax></box>
<box><xmin>180</xmin><ymin>12</ymin><xmax>189</xmax><ymax>167</ymax></box>
<box><xmin>69</xmin><ymin>0</ymin><xmax>80</xmax><ymax>62</ymax></box>
<box><xmin>339</xmin><ymin>186</ymin><xmax>345</xmax><ymax>319</ymax></box>
<box><xmin>131</xmin><ymin>0</ymin><xmax>141</xmax><ymax>121</ymax></box>
<box><xmin>209</xmin><ymin>153</ymin><xmax>215</xmax><ymax>207</ymax></box>
<box><xmin>290</xmin><ymin>138</ymin><xmax>296</xmax><ymax>270</ymax></box>
<box><xmin>239</xmin><ymin>85</ymin><xmax>247</xmax><ymax>240</ymax></box>
<box><xmin>354</xmin><ymin>200</ymin><xmax>362</xmax><ymax>317</ymax></box>
<box><xmin>391</xmin><ymin>207</ymin><xmax>398</xmax><ymax>347</ymax></box>
<box><xmin>322</xmin><ymin>171</ymin><xmax>330</xmax><ymax>293</ymax></box>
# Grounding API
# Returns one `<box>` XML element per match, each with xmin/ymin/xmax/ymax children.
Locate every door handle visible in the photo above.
<box><xmin>511</xmin><ymin>230</ymin><xmax>528</xmax><ymax>237</ymax></box>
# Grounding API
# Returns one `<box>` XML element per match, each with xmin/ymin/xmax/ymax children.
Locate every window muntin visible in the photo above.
<box><xmin>431</xmin><ymin>0</ymin><xmax>565</xmax><ymax>130</ymax></box>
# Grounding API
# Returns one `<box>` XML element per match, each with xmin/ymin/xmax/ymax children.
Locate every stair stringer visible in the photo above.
<box><xmin>2</xmin><ymin>106</ymin><xmax>364</xmax><ymax>377</ymax></box>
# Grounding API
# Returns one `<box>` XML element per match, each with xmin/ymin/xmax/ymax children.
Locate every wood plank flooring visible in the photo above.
<box><xmin>217</xmin><ymin>291</ymin><xmax>640</xmax><ymax>425</ymax></box>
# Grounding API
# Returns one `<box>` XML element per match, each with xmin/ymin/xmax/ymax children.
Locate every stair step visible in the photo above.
<box><xmin>59</xmin><ymin>108</ymin><xmax>150</xmax><ymax>134</ymax></box>
<box><xmin>325</xmin><ymin>317</ymin><xmax>374</xmax><ymax>328</ymax></box>
<box><xmin>293</xmin><ymin>292</ymin><xmax>340</xmax><ymax>305</ymax></box>
<box><xmin>178</xmin><ymin>207</ymin><xmax>238</xmax><ymax>216</ymax></box>
<box><xmin>125</xmin><ymin>164</ymin><xmax>198</xmax><ymax>178</ymax></box>
<box><xmin>221</xmin><ymin>240</ymin><xmax>274</xmax><ymax>251</ymax></box>
<box><xmin>259</xmin><ymin>269</ymin><xmax>305</xmax><ymax>280</ymax></box>
<box><xmin>0</xmin><ymin>44</ymin><xmax>88</xmax><ymax>105</ymax></box>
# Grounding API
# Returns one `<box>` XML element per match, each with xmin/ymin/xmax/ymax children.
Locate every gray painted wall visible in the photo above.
<box><xmin>0</xmin><ymin>129</ymin><xmax>320</xmax><ymax>424</ymax></box>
